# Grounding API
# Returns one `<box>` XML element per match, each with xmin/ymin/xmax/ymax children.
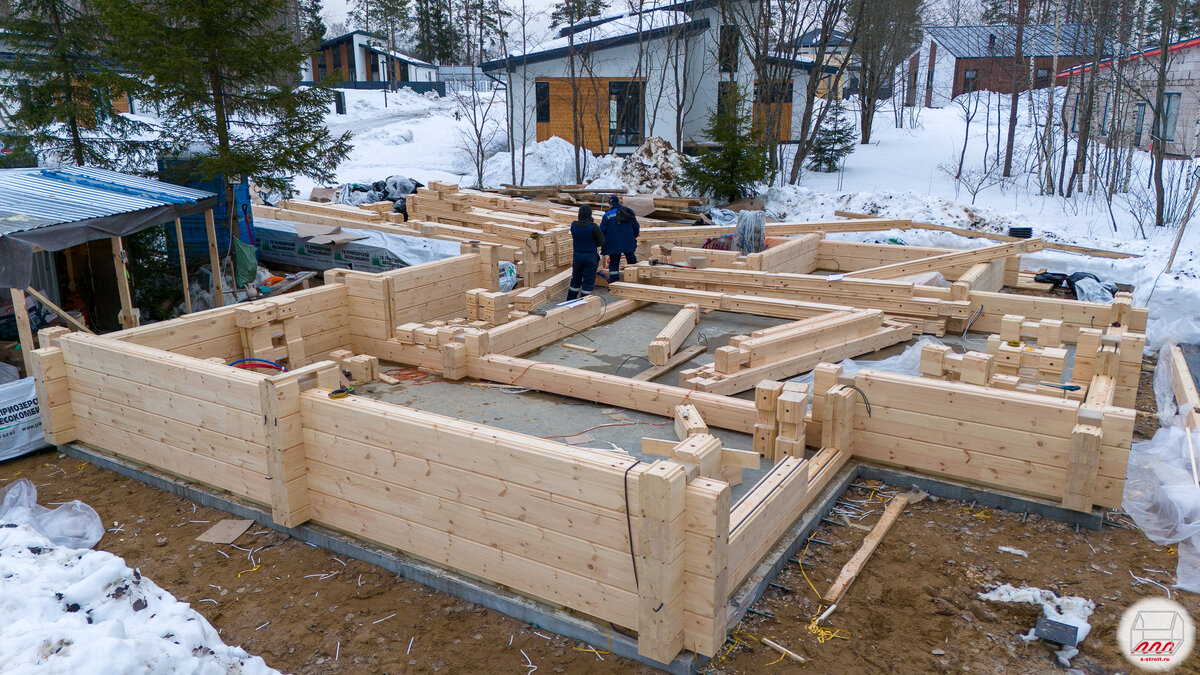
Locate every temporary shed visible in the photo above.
<box><xmin>0</xmin><ymin>166</ymin><xmax>219</xmax><ymax>372</ymax></box>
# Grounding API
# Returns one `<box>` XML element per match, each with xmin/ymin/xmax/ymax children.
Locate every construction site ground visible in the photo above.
<box><xmin>3</xmin><ymin>293</ymin><xmax>1196</xmax><ymax>673</ymax></box>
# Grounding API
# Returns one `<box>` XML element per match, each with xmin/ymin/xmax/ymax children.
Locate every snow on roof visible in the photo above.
<box><xmin>320</xmin><ymin>30</ymin><xmax>433</xmax><ymax>67</ymax></box>
<box><xmin>1057</xmin><ymin>35</ymin><xmax>1200</xmax><ymax>78</ymax></box>
<box><xmin>540</xmin><ymin>10</ymin><xmax>694</xmax><ymax>53</ymax></box>
<box><xmin>925</xmin><ymin>24</ymin><xmax>1099</xmax><ymax>59</ymax></box>
<box><xmin>482</xmin><ymin>9</ymin><xmax>706</xmax><ymax>71</ymax></box>
<box><xmin>361</xmin><ymin>42</ymin><xmax>433</xmax><ymax>67</ymax></box>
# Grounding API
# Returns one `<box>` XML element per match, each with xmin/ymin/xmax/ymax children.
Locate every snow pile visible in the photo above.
<box><xmin>0</xmin><ymin>523</ymin><xmax>280</xmax><ymax>674</ymax></box>
<box><xmin>979</xmin><ymin>583</ymin><xmax>1094</xmax><ymax>666</ymax></box>
<box><xmin>588</xmin><ymin>137</ymin><xmax>686</xmax><ymax>195</ymax></box>
<box><xmin>482</xmin><ymin>136</ymin><xmax>598</xmax><ymax>187</ymax></box>
<box><xmin>764</xmin><ymin>185</ymin><xmax>1030</xmax><ymax>236</ymax></box>
<box><xmin>334</xmin><ymin>87</ymin><xmax>445</xmax><ymax>122</ymax></box>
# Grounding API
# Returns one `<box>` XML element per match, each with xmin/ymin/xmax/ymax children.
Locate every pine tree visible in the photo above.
<box><xmin>981</xmin><ymin>0</ymin><xmax>1015</xmax><ymax>25</ymax></box>
<box><xmin>97</xmin><ymin>0</ymin><xmax>351</xmax><ymax>213</ymax></box>
<box><xmin>413</xmin><ymin>0</ymin><xmax>457</xmax><ymax>62</ymax></box>
<box><xmin>681</xmin><ymin>83</ymin><xmax>772</xmax><ymax>202</ymax></box>
<box><xmin>0</xmin><ymin>0</ymin><xmax>152</xmax><ymax>169</ymax></box>
<box><xmin>806</xmin><ymin>99</ymin><xmax>855</xmax><ymax>173</ymax></box>
<box><xmin>550</xmin><ymin>0</ymin><xmax>602</xmax><ymax>29</ymax></box>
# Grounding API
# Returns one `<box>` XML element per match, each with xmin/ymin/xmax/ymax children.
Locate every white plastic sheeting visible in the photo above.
<box><xmin>1123</xmin><ymin>338</ymin><xmax>1200</xmax><ymax>592</ymax></box>
<box><xmin>0</xmin><ymin>478</ymin><xmax>102</xmax><ymax>550</ymax></box>
<box><xmin>979</xmin><ymin>584</ymin><xmax>1094</xmax><ymax>666</ymax></box>
<box><xmin>254</xmin><ymin>218</ymin><xmax>460</xmax><ymax>272</ymax></box>
<box><xmin>1123</xmin><ymin>426</ymin><xmax>1200</xmax><ymax>593</ymax></box>
<box><xmin>789</xmin><ymin>336</ymin><xmax>941</xmax><ymax>386</ymax></box>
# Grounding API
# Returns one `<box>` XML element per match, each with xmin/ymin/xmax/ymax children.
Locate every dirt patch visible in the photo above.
<box><xmin>710</xmin><ymin>483</ymin><xmax>1198</xmax><ymax>673</ymax></box>
<box><xmin>0</xmin><ymin>451</ymin><xmax>652</xmax><ymax>675</ymax></box>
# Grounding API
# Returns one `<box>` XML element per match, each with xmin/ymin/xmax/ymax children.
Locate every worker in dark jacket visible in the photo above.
<box><xmin>567</xmin><ymin>205</ymin><xmax>604</xmax><ymax>300</ymax></box>
<box><xmin>600</xmin><ymin>195</ymin><xmax>639</xmax><ymax>282</ymax></box>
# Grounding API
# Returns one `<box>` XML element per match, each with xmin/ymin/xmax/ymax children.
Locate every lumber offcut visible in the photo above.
<box><xmin>822</xmin><ymin>492</ymin><xmax>912</xmax><ymax>604</ymax></box>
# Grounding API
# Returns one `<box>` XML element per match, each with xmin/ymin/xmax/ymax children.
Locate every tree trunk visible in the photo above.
<box><xmin>1002</xmin><ymin>0</ymin><xmax>1028</xmax><ymax>177</ymax></box>
<box><xmin>48</xmin><ymin>0</ymin><xmax>85</xmax><ymax>165</ymax></box>
<box><xmin>1151</xmin><ymin>0</ymin><xmax>1175</xmax><ymax>226</ymax></box>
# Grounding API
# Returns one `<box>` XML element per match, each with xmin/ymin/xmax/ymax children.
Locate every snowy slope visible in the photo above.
<box><xmin>0</xmin><ymin>524</ymin><xmax>280</xmax><ymax>675</ymax></box>
<box><xmin>760</xmin><ymin>91</ymin><xmax>1200</xmax><ymax>342</ymax></box>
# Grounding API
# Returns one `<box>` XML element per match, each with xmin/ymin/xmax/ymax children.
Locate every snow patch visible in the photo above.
<box><xmin>0</xmin><ymin>524</ymin><xmax>280</xmax><ymax>674</ymax></box>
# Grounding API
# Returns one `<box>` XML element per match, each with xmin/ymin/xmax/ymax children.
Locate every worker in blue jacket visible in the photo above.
<box><xmin>567</xmin><ymin>205</ymin><xmax>604</xmax><ymax>300</ymax></box>
<box><xmin>600</xmin><ymin>195</ymin><xmax>639</xmax><ymax>282</ymax></box>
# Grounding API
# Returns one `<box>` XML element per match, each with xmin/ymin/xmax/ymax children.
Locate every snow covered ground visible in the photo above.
<box><xmin>0</xmin><ymin>524</ymin><xmax>280</xmax><ymax>674</ymax></box>
<box><xmin>315</xmin><ymin>85</ymin><xmax>1198</xmax><ymax>343</ymax></box>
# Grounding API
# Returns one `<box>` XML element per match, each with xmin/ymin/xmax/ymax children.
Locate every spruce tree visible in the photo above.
<box><xmin>97</xmin><ymin>0</ymin><xmax>351</xmax><ymax>213</ymax></box>
<box><xmin>0</xmin><ymin>0</ymin><xmax>151</xmax><ymax>168</ymax></box>
<box><xmin>806</xmin><ymin>98</ymin><xmax>856</xmax><ymax>173</ymax></box>
<box><xmin>681</xmin><ymin>83</ymin><xmax>772</xmax><ymax>203</ymax></box>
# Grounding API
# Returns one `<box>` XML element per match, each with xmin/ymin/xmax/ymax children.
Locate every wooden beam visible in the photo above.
<box><xmin>822</xmin><ymin>492</ymin><xmax>911</xmax><ymax>604</ymax></box>
<box><xmin>205</xmin><ymin>209</ymin><xmax>225</xmax><ymax>307</ymax></box>
<box><xmin>632</xmin><ymin>344</ymin><xmax>707</xmax><ymax>382</ymax></box>
<box><xmin>834</xmin><ymin>210</ymin><xmax>1137</xmax><ymax>259</ymax></box>
<box><xmin>1172</xmin><ymin>346</ymin><xmax>1200</xmax><ymax>431</ymax></box>
<box><xmin>111</xmin><ymin>237</ymin><xmax>139</xmax><ymax>328</ymax></box>
<box><xmin>9</xmin><ymin>289</ymin><xmax>34</xmax><ymax>374</ymax></box>
<box><xmin>648</xmin><ymin>304</ymin><xmax>699</xmax><ymax>365</ymax></box>
<box><xmin>609</xmin><ymin>282</ymin><xmax>855</xmax><ymax>319</ymax></box>
<box><xmin>174</xmin><ymin>217</ymin><xmax>193</xmax><ymax>314</ymax></box>
<box><xmin>24</xmin><ymin>287</ymin><xmax>91</xmax><ymax>334</ymax></box>
<box><xmin>23</xmin><ymin>285</ymin><xmax>90</xmax><ymax>333</ymax></box>
<box><xmin>635</xmin><ymin>217</ymin><xmax>911</xmax><ymax>244</ymax></box>
<box><xmin>469</xmin><ymin>354</ymin><xmax>758</xmax><ymax>433</ymax></box>
<box><xmin>842</xmin><ymin>239</ymin><xmax>1044</xmax><ymax>280</ymax></box>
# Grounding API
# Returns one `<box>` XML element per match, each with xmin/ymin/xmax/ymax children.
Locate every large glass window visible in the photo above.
<box><xmin>1155</xmin><ymin>92</ymin><xmax>1181</xmax><ymax>142</ymax></box>
<box><xmin>1133</xmin><ymin>102</ymin><xmax>1146</xmax><ymax>146</ymax></box>
<box><xmin>535</xmin><ymin>81</ymin><xmax>550</xmax><ymax>123</ymax></box>
<box><xmin>609</xmin><ymin>81</ymin><xmax>643</xmax><ymax>147</ymax></box>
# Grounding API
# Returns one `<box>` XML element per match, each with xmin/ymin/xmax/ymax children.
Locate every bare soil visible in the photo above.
<box><xmin>0</xmin><ymin>451</ymin><xmax>652</xmax><ymax>675</ymax></box>
<box><xmin>709</xmin><ymin>482</ymin><xmax>1199</xmax><ymax>674</ymax></box>
<box><xmin>3</xmin><ymin>359</ymin><xmax>1191</xmax><ymax>673</ymax></box>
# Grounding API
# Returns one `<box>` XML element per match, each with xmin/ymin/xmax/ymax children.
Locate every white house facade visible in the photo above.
<box><xmin>481</xmin><ymin>1</ymin><xmax>819</xmax><ymax>159</ymax></box>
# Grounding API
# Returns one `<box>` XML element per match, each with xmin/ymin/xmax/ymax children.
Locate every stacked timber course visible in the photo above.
<box><xmin>31</xmin><ymin>184</ymin><xmax>1148</xmax><ymax>668</ymax></box>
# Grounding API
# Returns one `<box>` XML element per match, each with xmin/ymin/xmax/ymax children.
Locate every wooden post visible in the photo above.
<box><xmin>637</xmin><ymin>460</ymin><xmax>687</xmax><ymax>663</ymax></box>
<box><xmin>174</xmin><ymin>217</ymin><xmax>193</xmax><ymax>314</ymax></box>
<box><xmin>682</xmin><ymin>478</ymin><xmax>730</xmax><ymax>656</ymax></box>
<box><xmin>9</xmin><ymin>289</ymin><xmax>34</xmax><ymax>374</ymax></box>
<box><xmin>111</xmin><ymin>237</ymin><xmax>139</xmax><ymax>328</ymax></box>
<box><xmin>205</xmin><ymin>209</ymin><xmax>225</xmax><ymax>307</ymax></box>
<box><xmin>259</xmin><ymin>377</ymin><xmax>312</xmax><ymax>527</ymax></box>
<box><xmin>1062</xmin><ymin>422</ymin><xmax>1104</xmax><ymax>512</ymax></box>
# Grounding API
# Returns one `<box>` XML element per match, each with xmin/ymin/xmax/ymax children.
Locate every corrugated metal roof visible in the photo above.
<box><xmin>926</xmin><ymin>24</ymin><xmax>1099</xmax><ymax>59</ymax></box>
<box><xmin>0</xmin><ymin>166</ymin><xmax>216</xmax><ymax>238</ymax></box>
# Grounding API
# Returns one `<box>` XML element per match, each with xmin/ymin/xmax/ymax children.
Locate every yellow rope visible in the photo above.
<box><xmin>236</xmin><ymin>563</ymin><xmax>261</xmax><ymax>578</ymax></box>
<box><xmin>797</xmin><ymin>539</ymin><xmax>822</xmax><ymax>599</ymax></box>
<box><xmin>808</xmin><ymin>612</ymin><xmax>851</xmax><ymax>644</ymax></box>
